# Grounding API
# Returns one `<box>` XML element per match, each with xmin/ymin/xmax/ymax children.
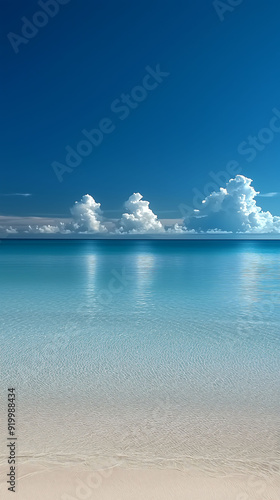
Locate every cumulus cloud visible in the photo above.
<box><xmin>26</xmin><ymin>223</ymin><xmax>69</xmax><ymax>234</ymax></box>
<box><xmin>118</xmin><ymin>193</ymin><xmax>164</xmax><ymax>233</ymax></box>
<box><xmin>2</xmin><ymin>177</ymin><xmax>280</xmax><ymax>236</ymax></box>
<box><xmin>6</xmin><ymin>226</ymin><xmax>18</xmax><ymax>234</ymax></box>
<box><xmin>166</xmin><ymin>223</ymin><xmax>194</xmax><ymax>233</ymax></box>
<box><xmin>6</xmin><ymin>194</ymin><xmax>108</xmax><ymax>235</ymax></box>
<box><xmin>70</xmin><ymin>194</ymin><xmax>107</xmax><ymax>233</ymax></box>
<box><xmin>186</xmin><ymin>175</ymin><xmax>280</xmax><ymax>233</ymax></box>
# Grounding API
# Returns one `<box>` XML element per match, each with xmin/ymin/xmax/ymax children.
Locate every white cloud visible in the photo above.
<box><xmin>118</xmin><ymin>193</ymin><xmax>164</xmax><ymax>233</ymax></box>
<box><xmin>167</xmin><ymin>223</ymin><xmax>187</xmax><ymax>233</ymax></box>
<box><xmin>2</xmin><ymin>177</ymin><xmax>280</xmax><ymax>237</ymax></box>
<box><xmin>0</xmin><ymin>193</ymin><xmax>31</xmax><ymax>197</ymax></box>
<box><xmin>166</xmin><ymin>223</ymin><xmax>195</xmax><ymax>234</ymax></box>
<box><xmin>257</xmin><ymin>192</ymin><xmax>279</xmax><ymax>198</ymax></box>
<box><xmin>205</xmin><ymin>229</ymin><xmax>232</xmax><ymax>234</ymax></box>
<box><xmin>1</xmin><ymin>195</ymin><xmax>108</xmax><ymax>235</ymax></box>
<box><xmin>185</xmin><ymin>175</ymin><xmax>280</xmax><ymax>233</ymax></box>
<box><xmin>70</xmin><ymin>194</ymin><xmax>107</xmax><ymax>233</ymax></box>
<box><xmin>6</xmin><ymin>226</ymin><xmax>18</xmax><ymax>234</ymax></box>
<box><xmin>26</xmin><ymin>223</ymin><xmax>69</xmax><ymax>234</ymax></box>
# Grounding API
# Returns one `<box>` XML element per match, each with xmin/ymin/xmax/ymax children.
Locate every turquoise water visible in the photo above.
<box><xmin>0</xmin><ymin>240</ymin><xmax>280</xmax><ymax>473</ymax></box>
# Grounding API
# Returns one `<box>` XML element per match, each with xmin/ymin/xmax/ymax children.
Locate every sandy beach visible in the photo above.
<box><xmin>0</xmin><ymin>464</ymin><xmax>279</xmax><ymax>500</ymax></box>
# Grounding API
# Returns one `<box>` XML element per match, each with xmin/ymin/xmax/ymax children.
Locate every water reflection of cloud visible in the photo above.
<box><xmin>81</xmin><ymin>253</ymin><xmax>98</xmax><ymax>312</ymax></box>
<box><xmin>238</xmin><ymin>251</ymin><xmax>280</xmax><ymax>307</ymax></box>
<box><xmin>134</xmin><ymin>253</ymin><xmax>155</xmax><ymax>305</ymax></box>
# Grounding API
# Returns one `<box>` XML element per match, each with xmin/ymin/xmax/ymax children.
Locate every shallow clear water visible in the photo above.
<box><xmin>0</xmin><ymin>240</ymin><xmax>280</xmax><ymax>474</ymax></box>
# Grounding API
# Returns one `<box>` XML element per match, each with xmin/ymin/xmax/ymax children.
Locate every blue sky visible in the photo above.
<box><xmin>1</xmin><ymin>0</ymin><xmax>280</xmax><ymax>236</ymax></box>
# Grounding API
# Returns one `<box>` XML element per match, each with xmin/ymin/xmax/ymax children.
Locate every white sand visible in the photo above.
<box><xmin>0</xmin><ymin>464</ymin><xmax>279</xmax><ymax>500</ymax></box>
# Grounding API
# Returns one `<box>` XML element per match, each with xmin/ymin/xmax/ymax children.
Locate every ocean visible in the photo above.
<box><xmin>0</xmin><ymin>240</ymin><xmax>279</xmax><ymax>475</ymax></box>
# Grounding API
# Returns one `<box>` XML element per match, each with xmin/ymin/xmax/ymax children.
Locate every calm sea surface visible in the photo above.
<box><xmin>0</xmin><ymin>240</ymin><xmax>279</xmax><ymax>473</ymax></box>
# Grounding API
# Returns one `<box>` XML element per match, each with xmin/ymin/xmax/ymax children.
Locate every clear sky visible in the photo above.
<box><xmin>1</xmin><ymin>0</ymin><xmax>280</xmax><ymax>236</ymax></box>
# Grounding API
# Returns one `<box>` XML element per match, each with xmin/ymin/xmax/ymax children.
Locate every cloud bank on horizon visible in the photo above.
<box><xmin>2</xmin><ymin>175</ymin><xmax>280</xmax><ymax>236</ymax></box>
